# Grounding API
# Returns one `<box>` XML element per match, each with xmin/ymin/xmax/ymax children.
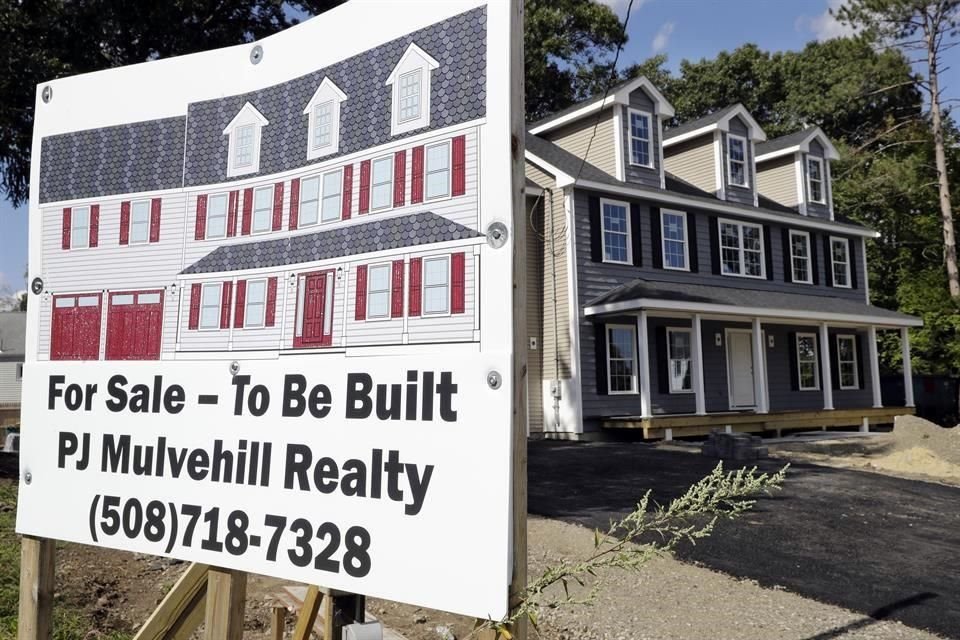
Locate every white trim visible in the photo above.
<box><xmin>691</xmin><ymin>314</ymin><xmax>706</xmax><ymax>415</ymax></box>
<box><xmin>666</xmin><ymin>327</ymin><xmax>694</xmax><ymax>394</ymax></box>
<box><xmin>788</xmin><ymin>229</ymin><xmax>813</xmax><ymax>284</ymax></box>
<box><xmin>751</xmin><ymin>141</ymin><xmax>759</xmax><ymax>206</ymax></box>
<box><xmin>795</xmin><ymin>332</ymin><xmax>820</xmax><ymax>391</ymax></box>
<box><xmin>612</xmin><ymin>107</ymin><xmax>625</xmax><ymax>181</ymax></box>
<box><xmin>717</xmin><ymin>218</ymin><xmax>766</xmax><ymax>279</ymax></box>
<box><xmin>825</xmin><ymin>158</ymin><xmax>835</xmax><ymax>219</ymax></box>
<box><xmin>755</xmin><ymin>127</ymin><xmax>841</xmax><ymax>163</ymax></box>
<box><xmin>386</xmin><ymin>43</ymin><xmax>439</xmax><ymax>137</ymax></box>
<box><xmin>656</xmin><ymin>117</ymin><xmax>666</xmax><ymax>189</ymax></box>
<box><xmin>794</xmin><ymin>153</ymin><xmax>808</xmax><ymax>216</ymax></box>
<box><xmin>751</xmin><ymin>318</ymin><xmax>769</xmax><ymax>413</ymax></box>
<box><xmin>250</xmin><ymin>184</ymin><xmax>274</xmax><ymax>235</ymax></box>
<box><xmin>806</xmin><ymin>156</ymin><xmax>826</xmax><ymax>204</ymax></box>
<box><xmin>370</xmin><ymin>154</ymin><xmax>395</xmax><ymax>212</ymax></box>
<box><xmin>385</xmin><ymin>43</ymin><xmax>440</xmax><ymax>84</ymax></box>
<box><xmin>829</xmin><ymin>236</ymin><xmax>852</xmax><ymax>288</ymax></box>
<box><xmin>242</xmin><ymin>278</ymin><xmax>269</xmax><ymax>329</ymax></box>
<box><xmin>204</xmin><ymin>193</ymin><xmax>229</xmax><ymax>240</ymax></box>
<box><xmin>223</xmin><ymin>102</ymin><xmax>268</xmax><ymax>178</ymax></box>
<box><xmin>606</xmin><ymin>323</ymin><xmax>638</xmax><ymax>395</ymax></box>
<box><xmin>868</xmin><ymin>325</ymin><xmax>882</xmax><ymax>408</ymax></box>
<box><xmin>599</xmin><ymin>197</ymin><xmax>632</xmax><ymax>265</ymax></box>
<box><xmin>726</xmin><ymin>133</ymin><xmax>750</xmax><ymax>189</ymax></box>
<box><xmin>712</xmin><ymin>132</ymin><xmax>725</xmax><ymax>199</ymax></box>
<box><xmin>660</xmin><ymin>209</ymin><xmax>690</xmax><ymax>271</ymax></box>
<box><xmin>636</xmin><ymin>312</ymin><xmax>652</xmax><ymax>416</ymax></box>
<box><xmin>303</xmin><ymin>77</ymin><xmax>347</xmax><ymax>160</ymax></box>
<box><xmin>421</xmin><ymin>254</ymin><xmax>451</xmax><ymax>317</ymax></box>
<box><xmin>662</xmin><ymin>103</ymin><xmax>767</xmax><ymax>148</ymax></box>
<box><xmin>424</xmin><ymin>139</ymin><xmax>453</xmax><ymax>201</ymax></box>
<box><xmin>901</xmin><ymin>327</ymin><xmax>915</xmax><ymax>407</ymax></box>
<box><xmin>626</xmin><ymin>108</ymin><xmax>655</xmax><ymax>169</ymax></box>
<box><xmin>198</xmin><ymin>282</ymin><xmax>223</xmax><ymax>331</ymax></box>
<box><xmin>819</xmin><ymin>323</ymin><xmax>834</xmax><ymax>410</ymax></box>
<box><xmin>563</xmin><ymin>187</ymin><xmax>585</xmax><ymax>433</ymax></box>
<box><xmin>836</xmin><ymin>333</ymin><xmax>860</xmax><ymax>390</ymax></box>
<box><xmin>128</xmin><ymin>199</ymin><xmax>152</xmax><ymax>245</ymax></box>
<box><xmin>861</xmin><ymin>238</ymin><xmax>870</xmax><ymax>303</ymax></box>
<box><xmin>364</xmin><ymin>262</ymin><xmax>394</xmax><ymax>321</ymax></box>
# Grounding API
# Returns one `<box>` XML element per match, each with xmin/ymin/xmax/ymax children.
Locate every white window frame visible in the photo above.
<box><xmin>70</xmin><ymin>205</ymin><xmax>90</xmax><ymax>250</ymax></box>
<box><xmin>718</xmin><ymin>218</ymin><xmax>765</xmax><ymax>279</ymax></box>
<box><xmin>666</xmin><ymin>327</ymin><xmax>694</xmax><ymax>394</ymax></box>
<box><xmin>727</xmin><ymin>133</ymin><xmax>749</xmax><ymax>188</ymax></box>
<box><xmin>312</xmin><ymin>101</ymin><xmax>335</xmax><ymax>150</ymax></box>
<box><xmin>320</xmin><ymin>168</ymin><xmax>343</xmax><ymax>223</ymax></box>
<box><xmin>789</xmin><ymin>229</ymin><xmax>813</xmax><ymax>284</ymax></box>
<box><xmin>199</xmin><ymin>283</ymin><xmax>222</xmax><ymax>331</ymax></box>
<box><xmin>243</xmin><ymin>279</ymin><xmax>268</xmax><ymax>329</ymax></box>
<box><xmin>627</xmin><ymin>108</ymin><xmax>654</xmax><ymax>168</ymax></box>
<box><xmin>251</xmin><ymin>186</ymin><xmax>273</xmax><ymax>234</ymax></box>
<box><xmin>397</xmin><ymin>70</ymin><xmax>422</xmax><ymax>123</ymax></box>
<box><xmin>807</xmin><ymin>156</ymin><xmax>826</xmax><ymax>204</ymax></box>
<box><xmin>386</xmin><ymin>43</ymin><xmax>438</xmax><ymax>136</ymax></box>
<box><xmin>366</xmin><ymin>263</ymin><xmax>393</xmax><ymax>321</ymax></box>
<box><xmin>600</xmin><ymin>197</ymin><xmax>632</xmax><ymax>265</ymax></box>
<box><xmin>795</xmin><ymin>333</ymin><xmax>820</xmax><ymax>391</ymax></box>
<box><xmin>660</xmin><ymin>209</ymin><xmax>689</xmax><ymax>271</ymax></box>
<box><xmin>830</xmin><ymin>236</ymin><xmax>851</xmax><ymax>288</ymax></box>
<box><xmin>606</xmin><ymin>324</ymin><xmax>638</xmax><ymax>395</ymax></box>
<box><xmin>223</xmin><ymin>102</ymin><xmax>268</xmax><ymax>178</ymax></box>
<box><xmin>299</xmin><ymin>176</ymin><xmax>321</xmax><ymax>228</ymax></box>
<box><xmin>370</xmin><ymin>156</ymin><xmax>394</xmax><ymax>212</ymax></box>
<box><xmin>206</xmin><ymin>194</ymin><xmax>229</xmax><ymax>240</ymax></box>
<box><xmin>424</xmin><ymin>140</ymin><xmax>451</xmax><ymax>201</ymax></box>
<box><xmin>421</xmin><ymin>255</ymin><xmax>451</xmax><ymax>317</ymax></box>
<box><xmin>303</xmin><ymin>77</ymin><xmax>346</xmax><ymax>160</ymax></box>
<box><xmin>836</xmin><ymin>334</ymin><xmax>859</xmax><ymax>390</ymax></box>
<box><xmin>129</xmin><ymin>200</ymin><xmax>151</xmax><ymax>245</ymax></box>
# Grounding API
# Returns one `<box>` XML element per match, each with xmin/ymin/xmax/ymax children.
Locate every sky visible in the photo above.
<box><xmin>1</xmin><ymin>0</ymin><xmax>957</xmax><ymax>295</ymax></box>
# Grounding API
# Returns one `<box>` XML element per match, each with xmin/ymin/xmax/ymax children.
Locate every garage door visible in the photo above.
<box><xmin>51</xmin><ymin>293</ymin><xmax>102</xmax><ymax>360</ymax></box>
<box><xmin>106</xmin><ymin>290</ymin><xmax>164</xmax><ymax>360</ymax></box>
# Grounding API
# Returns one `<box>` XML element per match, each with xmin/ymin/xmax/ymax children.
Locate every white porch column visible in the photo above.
<box><xmin>902</xmin><ymin>326</ymin><xmax>915</xmax><ymax>407</ymax></box>
<box><xmin>867</xmin><ymin>326</ymin><xmax>883</xmax><ymax>408</ymax></box>
<box><xmin>692</xmin><ymin>314</ymin><xmax>706</xmax><ymax>416</ymax></box>
<box><xmin>637</xmin><ymin>311</ymin><xmax>652</xmax><ymax>418</ymax></box>
<box><xmin>819</xmin><ymin>322</ymin><xmax>834</xmax><ymax>410</ymax></box>
<box><xmin>752</xmin><ymin>317</ymin><xmax>768</xmax><ymax>413</ymax></box>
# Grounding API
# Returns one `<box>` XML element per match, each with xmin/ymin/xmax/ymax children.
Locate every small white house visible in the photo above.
<box><xmin>0</xmin><ymin>312</ymin><xmax>25</xmax><ymax>426</ymax></box>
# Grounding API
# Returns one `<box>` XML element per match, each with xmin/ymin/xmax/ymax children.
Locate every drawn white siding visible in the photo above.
<box><xmin>0</xmin><ymin>362</ymin><xmax>22</xmax><ymax>404</ymax></box>
<box><xmin>546</xmin><ymin>109</ymin><xmax>617</xmax><ymax>177</ymax></box>
<box><xmin>757</xmin><ymin>154</ymin><xmax>799</xmax><ymax>208</ymax></box>
<box><xmin>37</xmin><ymin>298</ymin><xmax>52</xmax><ymax>361</ymax></box>
<box><xmin>663</xmin><ymin>134</ymin><xmax>716</xmax><ymax>194</ymax></box>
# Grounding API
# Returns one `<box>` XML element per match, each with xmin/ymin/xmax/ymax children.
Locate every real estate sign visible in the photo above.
<box><xmin>16</xmin><ymin>0</ymin><xmax>516</xmax><ymax>620</ymax></box>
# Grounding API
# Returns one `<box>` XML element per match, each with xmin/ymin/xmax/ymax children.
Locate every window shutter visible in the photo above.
<box><xmin>272</xmin><ymin>183</ymin><xmax>284</xmax><ymax>231</ymax></box>
<box><xmin>855</xmin><ymin>334</ymin><xmax>865</xmax><ymax>389</ymax></box>
<box><xmin>265</xmin><ymin>277</ymin><xmax>278</xmax><ymax>327</ymax></box>
<box><xmin>824</xmin><ymin>237</ymin><xmax>834</xmax><ymax>286</ymax></box>
<box><xmin>763</xmin><ymin>226</ymin><xmax>774</xmax><ymax>281</ymax></box>
<box><xmin>234</xmin><ymin>280</ymin><xmax>246</xmax><ymax>328</ymax></box>
<box><xmin>451</xmin><ymin>252</ymin><xmax>466</xmax><ymax>314</ymax></box>
<box><xmin>849</xmin><ymin>241</ymin><xmax>859</xmax><ymax>289</ymax></box>
<box><xmin>342</xmin><ymin>165</ymin><xmax>353</xmax><ymax>220</ymax></box>
<box><xmin>242</xmin><ymin>188</ymin><xmax>253</xmax><ymax>235</ymax></box>
<box><xmin>220</xmin><ymin>282</ymin><xmax>233</xmax><ymax>330</ymax></box>
<box><xmin>288</xmin><ymin>179</ymin><xmax>300</xmax><ymax>230</ymax></box>
<box><xmin>708</xmin><ymin>216</ymin><xmax>721</xmax><ymax>274</ymax></box>
<box><xmin>782</xmin><ymin>229</ymin><xmax>793</xmax><ymax>283</ymax></box>
<box><xmin>408</xmin><ymin>257</ymin><xmax>422</xmax><ymax>317</ymax></box>
<box><xmin>394</xmin><ymin>150</ymin><xmax>406</xmax><ymax>208</ymax></box>
<box><xmin>359</xmin><ymin>160</ymin><xmax>371</xmax><ymax>214</ymax></box>
<box><xmin>189</xmin><ymin>283</ymin><xmax>201</xmax><ymax>330</ymax></box>
<box><xmin>391</xmin><ymin>260</ymin><xmax>405</xmax><ymax>318</ymax></box>
<box><xmin>630</xmin><ymin>203</ymin><xmax>642</xmax><ymax>267</ymax></box>
<box><xmin>688</xmin><ymin>213</ymin><xmax>699</xmax><ymax>273</ymax></box>
<box><xmin>61</xmin><ymin>207</ymin><xmax>72</xmax><ymax>250</ymax></box>
<box><xmin>788</xmin><ymin>332</ymin><xmax>799</xmax><ymax>390</ymax></box>
<box><xmin>194</xmin><ymin>196</ymin><xmax>206</xmax><ymax>241</ymax></box>
<box><xmin>594</xmin><ymin>324</ymin><xmax>608</xmax><ymax>396</ymax></box>
<box><xmin>452</xmin><ymin>135</ymin><xmax>466</xmax><ymax>196</ymax></box>
<box><xmin>810</xmin><ymin>235</ymin><xmax>820</xmax><ymax>285</ymax></box>
<box><xmin>228</xmin><ymin>191</ymin><xmax>239</xmax><ymax>237</ymax></box>
<box><xmin>829</xmin><ymin>334</ymin><xmax>840</xmax><ymax>390</ymax></box>
<box><xmin>589</xmin><ymin>196</ymin><xmax>602</xmax><ymax>262</ymax></box>
<box><xmin>149</xmin><ymin>198</ymin><xmax>161</xmax><ymax>243</ymax></box>
<box><xmin>655</xmin><ymin>326</ymin><xmax>669</xmax><ymax>395</ymax></box>
<box><xmin>355</xmin><ymin>265</ymin><xmax>368</xmax><ymax>320</ymax></box>
<box><xmin>89</xmin><ymin>204</ymin><xmax>100</xmax><ymax>248</ymax></box>
<box><xmin>411</xmin><ymin>146</ymin><xmax>425</xmax><ymax>204</ymax></box>
<box><xmin>650</xmin><ymin>208</ymin><xmax>663</xmax><ymax>268</ymax></box>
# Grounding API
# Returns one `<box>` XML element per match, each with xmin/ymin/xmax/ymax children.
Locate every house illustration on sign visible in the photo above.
<box><xmin>34</xmin><ymin>8</ymin><xmax>487</xmax><ymax>362</ymax></box>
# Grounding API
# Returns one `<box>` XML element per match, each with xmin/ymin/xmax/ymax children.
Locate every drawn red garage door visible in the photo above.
<box><xmin>105</xmin><ymin>290</ymin><xmax>164</xmax><ymax>360</ymax></box>
<box><xmin>51</xmin><ymin>293</ymin><xmax>102</xmax><ymax>360</ymax></box>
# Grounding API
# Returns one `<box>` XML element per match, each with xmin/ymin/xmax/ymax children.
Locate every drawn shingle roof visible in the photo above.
<box><xmin>181</xmin><ymin>211</ymin><xmax>482</xmax><ymax>275</ymax></box>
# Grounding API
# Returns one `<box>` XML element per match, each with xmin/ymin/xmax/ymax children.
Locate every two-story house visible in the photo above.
<box><xmin>33</xmin><ymin>7</ymin><xmax>487</xmax><ymax>364</ymax></box>
<box><xmin>524</xmin><ymin>76</ymin><xmax>920</xmax><ymax>439</ymax></box>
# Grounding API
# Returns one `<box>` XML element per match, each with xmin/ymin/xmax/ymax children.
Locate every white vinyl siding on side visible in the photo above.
<box><xmin>0</xmin><ymin>361</ymin><xmax>23</xmax><ymax>404</ymax></box>
<box><xmin>546</xmin><ymin>107</ymin><xmax>618</xmax><ymax>177</ymax></box>
<box><xmin>663</xmin><ymin>133</ymin><xmax>717</xmax><ymax>194</ymax></box>
<box><xmin>756</xmin><ymin>155</ymin><xmax>799</xmax><ymax>208</ymax></box>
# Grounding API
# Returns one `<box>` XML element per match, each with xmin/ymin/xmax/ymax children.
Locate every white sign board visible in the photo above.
<box><xmin>17</xmin><ymin>0</ymin><xmax>515</xmax><ymax>620</ymax></box>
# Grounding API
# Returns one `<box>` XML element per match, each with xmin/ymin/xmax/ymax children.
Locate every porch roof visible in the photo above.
<box><xmin>583</xmin><ymin>278</ymin><xmax>922</xmax><ymax>327</ymax></box>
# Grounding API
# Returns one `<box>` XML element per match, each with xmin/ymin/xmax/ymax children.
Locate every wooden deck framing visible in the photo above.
<box><xmin>602</xmin><ymin>406</ymin><xmax>915</xmax><ymax>440</ymax></box>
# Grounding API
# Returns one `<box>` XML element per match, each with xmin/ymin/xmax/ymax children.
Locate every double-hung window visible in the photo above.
<box><xmin>423</xmin><ymin>256</ymin><xmax>450</xmax><ymax>315</ymax></box>
<box><xmin>425</xmin><ymin>142</ymin><xmax>450</xmax><ymax>200</ymax></box>
<box><xmin>366</xmin><ymin>264</ymin><xmax>392</xmax><ymax>320</ymax></box>
<box><xmin>312</xmin><ymin>101</ymin><xmax>334</xmax><ymax>151</ymax></box>
<box><xmin>130</xmin><ymin>200</ymin><xmax>151</xmax><ymax>244</ymax></box>
<box><xmin>661</xmin><ymin>210</ymin><xmax>688</xmax><ymax>270</ymax></box>
<box><xmin>719</xmin><ymin>219</ymin><xmax>764</xmax><ymax>278</ymax></box>
<box><xmin>300</xmin><ymin>170</ymin><xmax>342</xmax><ymax>226</ymax></box>
<box><xmin>601</xmin><ymin>199</ymin><xmax>631</xmax><ymax>264</ymax></box>
<box><xmin>299</xmin><ymin>177</ymin><xmax>321</xmax><ymax>227</ymax></box>
<box><xmin>206</xmin><ymin>194</ymin><xmax>228</xmax><ymax>239</ymax></box>
<box><xmin>371</xmin><ymin>157</ymin><xmax>393</xmax><ymax>211</ymax></box>
<box><xmin>628</xmin><ymin>109</ymin><xmax>652</xmax><ymax>167</ymax></box>
<box><xmin>830</xmin><ymin>237</ymin><xmax>851</xmax><ymax>287</ymax></box>
<box><xmin>252</xmin><ymin>186</ymin><xmax>272</xmax><ymax>234</ymax></box>
<box><xmin>321</xmin><ymin>170</ymin><xmax>342</xmax><ymax>222</ymax></box>
<box><xmin>199</xmin><ymin>283</ymin><xmax>221</xmax><ymax>330</ymax></box>
<box><xmin>606</xmin><ymin>325</ymin><xmax>637</xmax><ymax>394</ymax></box>
<box><xmin>398</xmin><ymin>70</ymin><xmax>421</xmax><ymax>123</ymax></box>
<box><xmin>244</xmin><ymin>280</ymin><xmax>267</xmax><ymax>328</ymax></box>
<box><xmin>727</xmin><ymin>134</ymin><xmax>748</xmax><ymax>187</ymax></box>
<box><xmin>795</xmin><ymin>333</ymin><xmax>819</xmax><ymax>390</ymax></box>
<box><xmin>667</xmin><ymin>328</ymin><xmax>693</xmax><ymax>393</ymax></box>
<box><xmin>71</xmin><ymin>206</ymin><xmax>90</xmax><ymax>249</ymax></box>
<box><xmin>233</xmin><ymin>124</ymin><xmax>255</xmax><ymax>170</ymax></box>
<box><xmin>789</xmin><ymin>230</ymin><xmax>812</xmax><ymax>284</ymax></box>
<box><xmin>807</xmin><ymin>157</ymin><xmax>825</xmax><ymax>204</ymax></box>
<box><xmin>837</xmin><ymin>335</ymin><xmax>859</xmax><ymax>389</ymax></box>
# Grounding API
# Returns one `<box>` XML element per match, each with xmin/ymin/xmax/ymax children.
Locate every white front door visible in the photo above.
<box><xmin>726</xmin><ymin>330</ymin><xmax>756</xmax><ymax>409</ymax></box>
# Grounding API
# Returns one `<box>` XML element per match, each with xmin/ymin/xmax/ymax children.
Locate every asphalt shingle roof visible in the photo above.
<box><xmin>526</xmin><ymin>77</ymin><xmax>638</xmax><ymax>130</ymax></box>
<box><xmin>662</xmin><ymin>104</ymin><xmax>741</xmax><ymax>141</ymax></box>
<box><xmin>0</xmin><ymin>312</ymin><xmax>26</xmax><ymax>361</ymax></box>
<box><xmin>181</xmin><ymin>211</ymin><xmax>482</xmax><ymax>275</ymax></box>
<box><xmin>755</xmin><ymin>127</ymin><xmax>818</xmax><ymax>157</ymax></box>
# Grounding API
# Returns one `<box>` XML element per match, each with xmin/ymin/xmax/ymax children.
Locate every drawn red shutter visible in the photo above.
<box><xmin>89</xmin><ymin>204</ymin><xmax>100</xmax><ymax>248</ymax></box>
<box><xmin>272</xmin><ymin>183</ymin><xmax>283</xmax><ymax>231</ymax></box>
<box><xmin>355</xmin><ymin>265</ymin><xmax>368</xmax><ymax>321</ymax></box>
<box><xmin>391</xmin><ymin>260</ymin><xmax>405</xmax><ymax>318</ymax></box>
<box><xmin>359</xmin><ymin>160</ymin><xmax>371</xmax><ymax>214</ymax></box>
<box><xmin>234</xmin><ymin>280</ymin><xmax>246</xmax><ymax>328</ymax></box>
<box><xmin>194</xmin><ymin>195</ymin><xmax>207</xmax><ymax>240</ymax></box>
<box><xmin>265</xmin><ymin>277</ymin><xmax>278</xmax><ymax>327</ymax></box>
<box><xmin>288</xmin><ymin>179</ymin><xmax>300</xmax><ymax>230</ymax></box>
<box><xmin>220</xmin><ymin>281</ymin><xmax>233</xmax><ymax>329</ymax></box>
<box><xmin>408</xmin><ymin>257</ymin><xmax>422</xmax><ymax>317</ymax></box>
<box><xmin>241</xmin><ymin>188</ymin><xmax>253</xmax><ymax>235</ymax></box>
<box><xmin>342</xmin><ymin>165</ymin><xmax>353</xmax><ymax>220</ymax></box>
<box><xmin>149</xmin><ymin>198</ymin><xmax>161</xmax><ymax>243</ymax></box>
<box><xmin>61</xmin><ymin>208</ymin><xmax>71</xmax><ymax>249</ymax></box>
<box><xmin>451</xmin><ymin>252</ymin><xmax>465</xmax><ymax>314</ymax></box>
<box><xmin>189</xmin><ymin>283</ymin><xmax>201</xmax><ymax>330</ymax></box>
<box><xmin>394</xmin><ymin>150</ymin><xmax>406</xmax><ymax>207</ymax></box>
<box><xmin>227</xmin><ymin>191</ymin><xmax>239</xmax><ymax>237</ymax></box>
<box><xmin>411</xmin><ymin>146</ymin><xmax>425</xmax><ymax>204</ymax></box>
<box><xmin>452</xmin><ymin>135</ymin><xmax>466</xmax><ymax>196</ymax></box>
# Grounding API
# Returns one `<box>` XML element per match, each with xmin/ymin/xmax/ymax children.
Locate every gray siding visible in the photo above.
<box><xmin>721</xmin><ymin>116</ymin><xmax>756</xmax><ymax>206</ymax></box>
<box><xmin>547</xmin><ymin>108</ymin><xmax>617</xmax><ymax>177</ymax></box>
<box><xmin>663</xmin><ymin>134</ymin><xmax>716</xmax><ymax>194</ymax></box>
<box><xmin>525</xmin><ymin>195</ymin><xmax>545</xmax><ymax>434</ymax></box>
<box><xmin>621</xmin><ymin>88</ymin><xmax>661</xmax><ymax>188</ymax></box>
<box><xmin>756</xmin><ymin>154</ymin><xmax>799</xmax><ymax>210</ymax></box>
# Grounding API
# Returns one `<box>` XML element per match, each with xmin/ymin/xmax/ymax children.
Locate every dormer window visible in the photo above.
<box><xmin>807</xmin><ymin>157</ymin><xmax>825</xmax><ymax>204</ymax></box>
<box><xmin>223</xmin><ymin>102</ymin><xmax>268</xmax><ymax>178</ymax></box>
<box><xmin>303</xmin><ymin>77</ymin><xmax>347</xmax><ymax>160</ymax></box>
<box><xmin>386</xmin><ymin>43</ymin><xmax>439</xmax><ymax>136</ymax></box>
<box><xmin>628</xmin><ymin>109</ymin><xmax>652</xmax><ymax>167</ymax></box>
<box><xmin>727</xmin><ymin>134</ymin><xmax>748</xmax><ymax>187</ymax></box>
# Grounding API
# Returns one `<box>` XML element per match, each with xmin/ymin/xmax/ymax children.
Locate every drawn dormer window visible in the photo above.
<box><xmin>223</xmin><ymin>102</ymin><xmax>268</xmax><ymax>178</ymax></box>
<box><xmin>386</xmin><ymin>43</ymin><xmax>439</xmax><ymax>136</ymax></box>
<box><xmin>303</xmin><ymin>77</ymin><xmax>347</xmax><ymax>160</ymax></box>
